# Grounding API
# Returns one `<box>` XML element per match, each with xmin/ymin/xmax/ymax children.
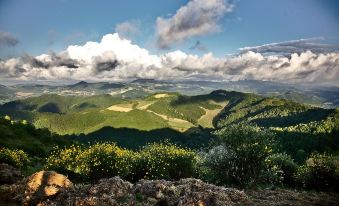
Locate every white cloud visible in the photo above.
<box><xmin>155</xmin><ymin>0</ymin><xmax>234</xmax><ymax>49</ymax></box>
<box><xmin>0</xmin><ymin>33</ymin><xmax>338</xmax><ymax>86</ymax></box>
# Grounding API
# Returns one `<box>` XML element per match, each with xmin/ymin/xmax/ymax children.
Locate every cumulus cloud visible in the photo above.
<box><xmin>0</xmin><ymin>32</ymin><xmax>19</xmax><ymax>48</ymax></box>
<box><xmin>239</xmin><ymin>37</ymin><xmax>339</xmax><ymax>55</ymax></box>
<box><xmin>155</xmin><ymin>0</ymin><xmax>234</xmax><ymax>49</ymax></box>
<box><xmin>115</xmin><ymin>20</ymin><xmax>140</xmax><ymax>38</ymax></box>
<box><xmin>0</xmin><ymin>33</ymin><xmax>338</xmax><ymax>86</ymax></box>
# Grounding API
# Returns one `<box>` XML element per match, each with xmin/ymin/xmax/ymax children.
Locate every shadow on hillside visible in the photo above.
<box><xmin>170</xmin><ymin>90</ymin><xmax>246</xmax><ymax>106</ymax></box>
<box><xmin>71</xmin><ymin>126</ymin><xmax>213</xmax><ymax>150</ymax></box>
<box><xmin>276</xmin><ymin>129</ymin><xmax>339</xmax><ymax>162</ymax></box>
<box><xmin>253</xmin><ymin>108</ymin><xmax>333</xmax><ymax>127</ymax></box>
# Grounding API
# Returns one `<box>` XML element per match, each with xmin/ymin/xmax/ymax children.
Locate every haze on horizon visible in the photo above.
<box><xmin>0</xmin><ymin>0</ymin><xmax>338</xmax><ymax>86</ymax></box>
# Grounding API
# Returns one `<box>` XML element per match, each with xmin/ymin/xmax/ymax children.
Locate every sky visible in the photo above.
<box><xmin>0</xmin><ymin>0</ymin><xmax>338</xmax><ymax>85</ymax></box>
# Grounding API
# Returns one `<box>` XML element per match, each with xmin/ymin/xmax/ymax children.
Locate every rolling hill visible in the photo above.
<box><xmin>0</xmin><ymin>89</ymin><xmax>338</xmax><ymax>157</ymax></box>
<box><xmin>0</xmin><ymin>90</ymin><xmax>337</xmax><ymax>135</ymax></box>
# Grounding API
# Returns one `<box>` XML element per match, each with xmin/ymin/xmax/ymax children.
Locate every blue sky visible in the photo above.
<box><xmin>1</xmin><ymin>0</ymin><xmax>338</xmax><ymax>58</ymax></box>
<box><xmin>0</xmin><ymin>0</ymin><xmax>338</xmax><ymax>85</ymax></box>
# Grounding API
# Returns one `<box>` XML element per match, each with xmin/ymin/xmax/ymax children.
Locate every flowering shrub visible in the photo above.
<box><xmin>46</xmin><ymin>143</ymin><xmax>136</xmax><ymax>181</ymax></box>
<box><xmin>294</xmin><ymin>153</ymin><xmax>338</xmax><ymax>190</ymax></box>
<box><xmin>133</xmin><ymin>142</ymin><xmax>198</xmax><ymax>180</ymax></box>
<box><xmin>0</xmin><ymin>147</ymin><xmax>29</xmax><ymax>168</ymax></box>
<box><xmin>45</xmin><ymin>142</ymin><xmax>198</xmax><ymax>182</ymax></box>
<box><xmin>264</xmin><ymin>153</ymin><xmax>297</xmax><ymax>186</ymax></box>
<box><xmin>78</xmin><ymin>143</ymin><xmax>136</xmax><ymax>181</ymax></box>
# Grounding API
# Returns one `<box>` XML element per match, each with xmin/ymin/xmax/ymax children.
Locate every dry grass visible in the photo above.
<box><xmin>197</xmin><ymin>101</ymin><xmax>228</xmax><ymax>128</ymax></box>
<box><xmin>107</xmin><ymin>103</ymin><xmax>135</xmax><ymax>112</ymax></box>
<box><xmin>147</xmin><ymin>110</ymin><xmax>194</xmax><ymax>132</ymax></box>
<box><xmin>154</xmin><ymin>93</ymin><xmax>170</xmax><ymax>98</ymax></box>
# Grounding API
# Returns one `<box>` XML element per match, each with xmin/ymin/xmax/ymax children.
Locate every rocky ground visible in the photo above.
<box><xmin>0</xmin><ymin>164</ymin><xmax>338</xmax><ymax>206</ymax></box>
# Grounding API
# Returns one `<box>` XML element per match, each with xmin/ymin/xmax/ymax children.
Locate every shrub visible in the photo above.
<box><xmin>199</xmin><ymin>145</ymin><xmax>236</xmax><ymax>185</ymax></box>
<box><xmin>46</xmin><ymin>143</ymin><xmax>136</xmax><ymax>182</ymax></box>
<box><xmin>77</xmin><ymin>143</ymin><xmax>136</xmax><ymax>181</ymax></box>
<box><xmin>45</xmin><ymin>144</ymin><xmax>84</xmax><ymax>180</ymax></box>
<box><xmin>265</xmin><ymin>153</ymin><xmax>297</xmax><ymax>186</ymax></box>
<box><xmin>133</xmin><ymin>142</ymin><xmax>199</xmax><ymax>181</ymax></box>
<box><xmin>45</xmin><ymin>142</ymin><xmax>198</xmax><ymax>182</ymax></box>
<box><xmin>0</xmin><ymin>147</ymin><xmax>29</xmax><ymax>168</ymax></box>
<box><xmin>207</xmin><ymin>123</ymin><xmax>277</xmax><ymax>186</ymax></box>
<box><xmin>294</xmin><ymin>153</ymin><xmax>338</xmax><ymax>190</ymax></box>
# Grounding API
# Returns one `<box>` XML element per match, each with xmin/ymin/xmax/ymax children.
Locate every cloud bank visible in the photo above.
<box><xmin>239</xmin><ymin>37</ymin><xmax>339</xmax><ymax>55</ymax></box>
<box><xmin>155</xmin><ymin>0</ymin><xmax>234</xmax><ymax>49</ymax></box>
<box><xmin>0</xmin><ymin>33</ymin><xmax>338</xmax><ymax>86</ymax></box>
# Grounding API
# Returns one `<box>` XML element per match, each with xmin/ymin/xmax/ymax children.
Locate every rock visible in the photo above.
<box><xmin>44</xmin><ymin>176</ymin><xmax>134</xmax><ymax>206</ymax></box>
<box><xmin>23</xmin><ymin>171</ymin><xmax>73</xmax><ymax>205</ymax></box>
<box><xmin>133</xmin><ymin>178</ymin><xmax>249</xmax><ymax>206</ymax></box>
<box><xmin>34</xmin><ymin>177</ymin><xmax>249</xmax><ymax>205</ymax></box>
<box><xmin>0</xmin><ymin>163</ymin><xmax>23</xmax><ymax>184</ymax></box>
<box><xmin>0</xmin><ymin>184</ymin><xmax>23</xmax><ymax>204</ymax></box>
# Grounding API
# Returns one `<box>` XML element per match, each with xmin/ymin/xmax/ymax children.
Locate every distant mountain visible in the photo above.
<box><xmin>0</xmin><ymin>84</ymin><xmax>12</xmax><ymax>95</ymax></box>
<box><xmin>66</xmin><ymin>81</ymin><xmax>125</xmax><ymax>90</ymax></box>
<box><xmin>131</xmin><ymin>78</ymin><xmax>159</xmax><ymax>84</ymax></box>
<box><xmin>1</xmin><ymin>80</ymin><xmax>338</xmax><ymax>108</ymax></box>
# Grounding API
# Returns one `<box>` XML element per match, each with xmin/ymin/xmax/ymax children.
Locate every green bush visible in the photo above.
<box><xmin>265</xmin><ymin>153</ymin><xmax>297</xmax><ymax>186</ymax></box>
<box><xmin>0</xmin><ymin>147</ymin><xmax>29</xmax><ymax>168</ymax></box>
<box><xmin>294</xmin><ymin>153</ymin><xmax>338</xmax><ymax>190</ymax></box>
<box><xmin>199</xmin><ymin>145</ymin><xmax>236</xmax><ymax>185</ymax></box>
<box><xmin>45</xmin><ymin>142</ymin><xmax>198</xmax><ymax>182</ymax></box>
<box><xmin>78</xmin><ymin>143</ymin><xmax>136</xmax><ymax>181</ymax></box>
<box><xmin>133</xmin><ymin>142</ymin><xmax>198</xmax><ymax>181</ymax></box>
<box><xmin>46</xmin><ymin>143</ymin><xmax>135</xmax><ymax>182</ymax></box>
<box><xmin>206</xmin><ymin>123</ymin><xmax>277</xmax><ymax>186</ymax></box>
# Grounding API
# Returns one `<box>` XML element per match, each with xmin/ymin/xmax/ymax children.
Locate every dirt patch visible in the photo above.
<box><xmin>107</xmin><ymin>103</ymin><xmax>134</xmax><ymax>112</ymax></box>
<box><xmin>15</xmin><ymin>92</ymin><xmax>33</xmax><ymax>98</ymax></box>
<box><xmin>198</xmin><ymin>101</ymin><xmax>227</xmax><ymax>128</ymax></box>
<box><xmin>154</xmin><ymin>93</ymin><xmax>169</xmax><ymax>98</ymax></box>
<box><xmin>245</xmin><ymin>188</ymin><xmax>339</xmax><ymax>206</ymax></box>
<box><xmin>136</xmin><ymin>101</ymin><xmax>155</xmax><ymax>110</ymax></box>
<box><xmin>147</xmin><ymin>110</ymin><xmax>194</xmax><ymax>132</ymax></box>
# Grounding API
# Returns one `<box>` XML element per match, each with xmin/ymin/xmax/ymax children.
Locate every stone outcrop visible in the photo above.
<box><xmin>2</xmin><ymin>171</ymin><xmax>338</xmax><ymax>206</ymax></box>
<box><xmin>39</xmin><ymin>176</ymin><xmax>249</xmax><ymax>206</ymax></box>
<box><xmin>23</xmin><ymin>171</ymin><xmax>74</xmax><ymax>205</ymax></box>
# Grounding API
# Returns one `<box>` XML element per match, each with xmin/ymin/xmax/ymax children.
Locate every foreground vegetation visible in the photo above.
<box><xmin>1</xmin><ymin>116</ymin><xmax>337</xmax><ymax>191</ymax></box>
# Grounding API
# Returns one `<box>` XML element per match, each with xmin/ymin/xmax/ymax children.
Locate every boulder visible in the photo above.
<box><xmin>23</xmin><ymin>171</ymin><xmax>73</xmax><ymax>205</ymax></box>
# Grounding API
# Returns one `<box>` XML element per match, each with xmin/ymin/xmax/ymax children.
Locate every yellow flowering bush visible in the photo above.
<box><xmin>294</xmin><ymin>153</ymin><xmax>338</xmax><ymax>190</ymax></box>
<box><xmin>77</xmin><ymin>143</ymin><xmax>136</xmax><ymax>181</ymax></box>
<box><xmin>46</xmin><ymin>143</ymin><xmax>136</xmax><ymax>181</ymax></box>
<box><xmin>0</xmin><ymin>147</ymin><xmax>29</xmax><ymax>168</ymax></box>
<box><xmin>133</xmin><ymin>142</ymin><xmax>199</xmax><ymax>180</ymax></box>
<box><xmin>45</xmin><ymin>142</ymin><xmax>198</xmax><ymax>182</ymax></box>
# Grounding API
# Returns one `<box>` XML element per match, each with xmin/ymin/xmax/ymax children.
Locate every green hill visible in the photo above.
<box><xmin>0</xmin><ymin>116</ymin><xmax>72</xmax><ymax>156</ymax></box>
<box><xmin>0</xmin><ymin>89</ymin><xmax>337</xmax><ymax>158</ymax></box>
<box><xmin>1</xmin><ymin>90</ymin><xmax>337</xmax><ymax>136</ymax></box>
